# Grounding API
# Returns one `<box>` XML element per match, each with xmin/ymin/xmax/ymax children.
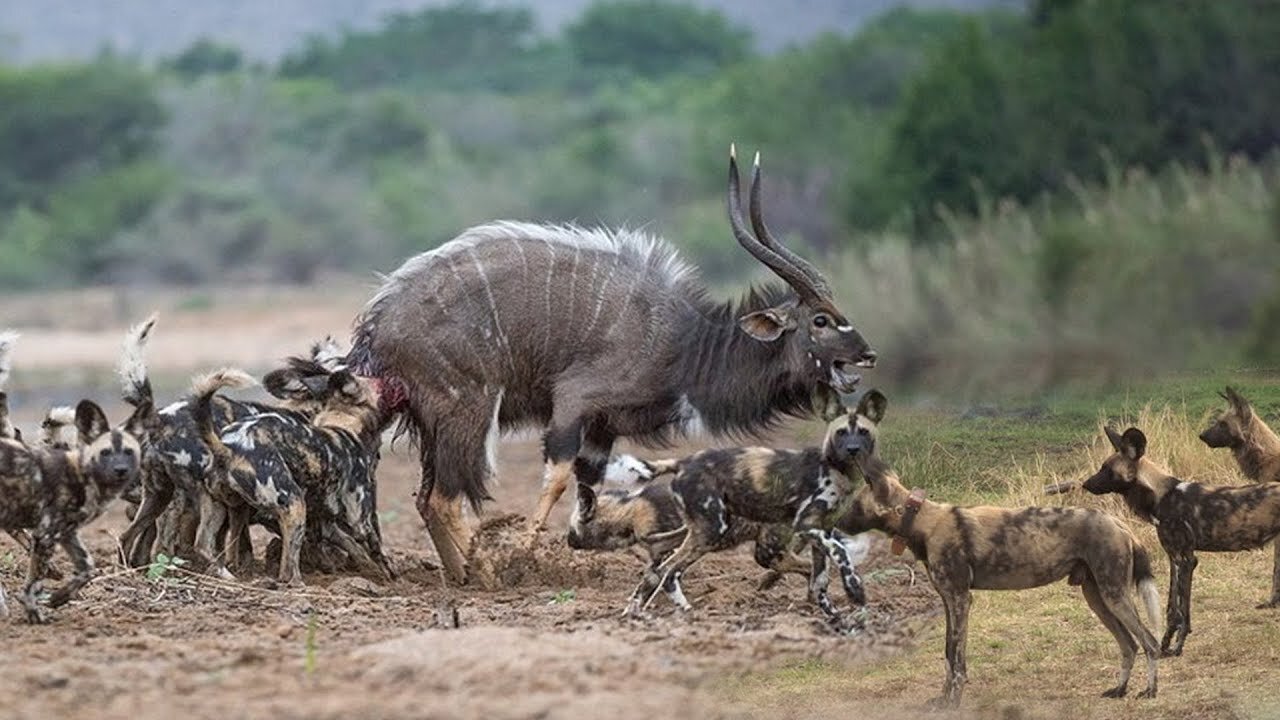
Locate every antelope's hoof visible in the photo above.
<box><xmin>1136</xmin><ymin>687</ymin><xmax>1157</xmax><ymax>699</ymax></box>
<box><xmin>1101</xmin><ymin>685</ymin><xmax>1127</xmax><ymax>699</ymax></box>
<box><xmin>1256</xmin><ymin>598</ymin><xmax>1280</xmax><ymax>609</ymax></box>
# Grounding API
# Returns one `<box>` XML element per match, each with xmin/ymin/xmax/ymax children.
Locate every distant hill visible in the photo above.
<box><xmin>0</xmin><ymin>0</ymin><xmax>1014</xmax><ymax>64</ymax></box>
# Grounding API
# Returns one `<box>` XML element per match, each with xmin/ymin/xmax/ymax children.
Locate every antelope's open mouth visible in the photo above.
<box><xmin>830</xmin><ymin>362</ymin><xmax>862</xmax><ymax>394</ymax></box>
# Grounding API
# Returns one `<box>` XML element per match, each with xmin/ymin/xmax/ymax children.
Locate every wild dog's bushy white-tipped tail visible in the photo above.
<box><xmin>0</xmin><ymin>331</ymin><xmax>18</xmax><ymax>389</ymax></box>
<box><xmin>1132</xmin><ymin>543</ymin><xmax>1162</xmax><ymax>636</ymax></box>
<box><xmin>119</xmin><ymin>313</ymin><xmax>158</xmax><ymax>406</ymax></box>
<box><xmin>191</xmin><ymin>368</ymin><xmax>257</xmax><ymax>398</ymax></box>
<box><xmin>191</xmin><ymin>368</ymin><xmax>257</xmax><ymax>460</ymax></box>
<box><xmin>40</xmin><ymin>406</ymin><xmax>77</xmax><ymax>448</ymax></box>
<box><xmin>311</xmin><ymin>335</ymin><xmax>347</xmax><ymax>370</ymax></box>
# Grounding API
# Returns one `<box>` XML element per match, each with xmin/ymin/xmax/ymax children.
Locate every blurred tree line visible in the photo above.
<box><xmin>1</xmin><ymin>0</ymin><xmax>1278</xmax><ymax>334</ymax></box>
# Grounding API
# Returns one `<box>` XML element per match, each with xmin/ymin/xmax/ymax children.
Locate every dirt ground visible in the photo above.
<box><xmin>0</xmin><ymin>291</ymin><xmax>940</xmax><ymax>720</ymax></box>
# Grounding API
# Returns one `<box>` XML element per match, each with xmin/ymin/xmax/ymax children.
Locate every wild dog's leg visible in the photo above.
<box><xmin>1169</xmin><ymin>554</ymin><xmax>1197</xmax><ymax>657</ymax></box>
<box><xmin>0</xmin><ymin>577</ymin><xmax>7</xmax><ymax>619</ymax></box>
<box><xmin>1098</xmin><ymin>582</ymin><xmax>1160</xmax><ymax>699</ymax></box>
<box><xmin>20</xmin><ymin>528</ymin><xmax>56</xmax><ymax>624</ymax></box>
<box><xmin>224</xmin><ymin>505</ymin><xmax>254</xmax><ymax>575</ymax></box>
<box><xmin>753</xmin><ymin>525</ymin><xmax>810</xmax><ymax>590</ymax></box>
<box><xmin>934</xmin><ymin>585</ymin><xmax>971</xmax><ymax>707</ymax></box>
<box><xmin>627</xmin><ymin>528</ymin><xmax>708</xmax><ymax>616</ymax></box>
<box><xmin>47</xmin><ymin>533</ymin><xmax>94</xmax><ymax>608</ymax></box>
<box><xmin>1082</xmin><ymin>576</ymin><xmax>1137</xmax><ymax>698</ymax></box>
<box><xmin>805</xmin><ymin>543</ymin><xmax>844</xmax><ymax>624</ymax></box>
<box><xmin>803</xmin><ymin>528</ymin><xmax>868</xmax><ymax>606</ymax></box>
<box><xmin>119</xmin><ymin>477</ymin><xmax>173</xmax><ymax>567</ymax></box>
<box><xmin>194</xmin><ymin>491</ymin><xmax>233</xmax><ymax>579</ymax></box>
<box><xmin>1260</xmin><ymin>540</ymin><xmax>1280</xmax><ymax>609</ymax></box>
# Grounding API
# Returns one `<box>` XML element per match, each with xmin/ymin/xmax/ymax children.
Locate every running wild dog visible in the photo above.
<box><xmin>1084</xmin><ymin>426</ymin><xmax>1280</xmax><ymax>656</ymax></box>
<box><xmin>347</xmin><ymin>148</ymin><xmax>877</xmax><ymax>584</ymax></box>
<box><xmin>624</xmin><ymin>391</ymin><xmax>888</xmax><ymax>624</ymax></box>
<box><xmin>849</xmin><ymin>423</ymin><xmax>1160</xmax><ymax>705</ymax></box>
<box><xmin>194</xmin><ymin>367</ymin><xmax>390</xmax><ymax>586</ymax></box>
<box><xmin>0</xmin><ymin>328</ymin><xmax>152</xmax><ymax>621</ymax></box>
<box><xmin>116</xmin><ymin>322</ymin><xmax>346</xmax><ymax>568</ymax></box>
<box><xmin>567</xmin><ymin>470</ymin><xmax>815</xmax><ymax>596</ymax></box>
<box><xmin>1200</xmin><ymin>387</ymin><xmax>1280</xmax><ymax>483</ymax></box>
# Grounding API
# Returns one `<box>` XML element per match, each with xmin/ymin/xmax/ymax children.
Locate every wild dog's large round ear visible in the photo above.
<box><xmin>74</xmin><ymin>400</ymin><xmax>111</xmax><ymax>443</ymax></box>
<box><xmin>123</xmin><ymin>399</ymin><xmax>157</xmax><ymax>436</ymax></box>
<box><xmin>1224</xmin><ymin>386</ymin><xmax>1254</xmax><ymax>418</ymax></box>
<box><xmin>1104</xmin><ymin>426</ymin><xmax>1125</xmax><ymax>453</ymax></box>
<box><xmin>327</xmin><ymin>369</ymin><xmax>363</xmax><ymax>400</ymax></box>
<box><xmin>856</xmin><ymin>389</ymin><xmax>887</xmax><ymax>424</ymax></box>
<box><xmin>1121</xmin><ymin>427</ymin><xmax>1148</xmax><ymax>460</ymax></box>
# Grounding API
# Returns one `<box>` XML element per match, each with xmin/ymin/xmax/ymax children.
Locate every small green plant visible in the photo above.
<box><xmin>0</xmin><ymin>551</ymin><xmax>15</xmax><ymax>572</ymax></box>
<box><xmin>548</xmin><ymin>589</ymin><xmax>576</xmax><ymax>605</ymax></box>
<box><xmin>146</xmin><ymin>553</ymin><xmax>188</xmax><ymax>584</ymax></box>
<box><xmin>303</xmin><ymin>613</ymin><xmax>319</xmax><ymax>675</ymax></box>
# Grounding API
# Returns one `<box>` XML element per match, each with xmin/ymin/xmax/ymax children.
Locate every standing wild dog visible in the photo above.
<box><xmin>1084</xmin><ymin>426</ymin><xmax>1280</xmax><ymax>655</ymax></box>
<box><xmin>1200</xmin><ymin>387</ymin><xmax>1280</xmax><ymax>483</ymax></box>
<box><xmin>116</xmin><ymin>320</ymin><xmax>346</xmax><ymax>569</ymax></box>
<box><xmin>193</xmin><ymin>367</ymin><xmax>390</xmax><ymax>586</ymax></box>
<box><xmin>347</xmin><ymin>148</ymin><xmax>877</xmax><ymax>584</ymax></box>
<box><xmin>850</xmin><ymin>421</ymin><xmax>1160</xmax><ymax>705</ymax></box>
<box><xmin>567</xmin><ymin>470</ymin><xmax>816</xmax><ymax>596</ymax></box>
<box><xmin>624</xmin><ymin>391</ymin><xmax>888</xmax><ymax>625</ymax></box>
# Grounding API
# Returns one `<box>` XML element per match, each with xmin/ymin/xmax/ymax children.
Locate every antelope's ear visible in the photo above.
<box><xmin>738</xmin><ymin>307</ymin><xmax>796</xmax><ymax>342</ymax></box>
<box><xmin>75</xmin><ymin>400</ymin><xmax>111</xmax><ymax>443</ymax></box>
<box><xmin>856</xmin><ymin>389</ymin><xmax>888</xmax><ymax>425</ymax></box>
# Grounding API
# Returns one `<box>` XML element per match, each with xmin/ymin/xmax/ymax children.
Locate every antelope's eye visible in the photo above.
<box><xmin>813</xmin><ymin>314</ymin><xmax>829</xmax><ymax>328</ymax></box>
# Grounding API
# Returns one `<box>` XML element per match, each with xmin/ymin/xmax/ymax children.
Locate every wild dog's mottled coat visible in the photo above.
<box><xmin>851</xmin><ymin>429</ymin><xmax>1160</xmax><ymax>705</ymax></box>
<box><xmin>1085</xmin><ymin>426</ymin><xmax>1280</xmax><ymax>656</ymax></box>
<box><xmin>347</xmin><ymin>151</ymin><xmax>877</xmax><ymax>583</ymax></box>
<box><xmin>623</xmin><ymin>391</ymin><xmax>887</xmax><ymax>624</ymax></box>
<box><xmin>117</xmin><ymin>329</ymin><xmax>347</xmax><ymax>568</ymax></box>
<box><xmin>194</xmin><ymin>368</ymin><xmax>389</xmax><ymax>586</ymax></box>
<box><xmin>567</xmin><ymin>475</ymin><xmax>812</xmax><ymax>596</ymax></box>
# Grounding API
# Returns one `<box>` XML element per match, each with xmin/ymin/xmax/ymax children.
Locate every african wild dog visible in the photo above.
<box><xmin>623</xmin><ymin>391</ymin><xmax>888</xmax><ymax>625</ymax></box>
<box><xmin>1084</xmin><ymin>426</ymin><xmax>1280</xmax><ymax>656</ymax></box>
<box><xmin>0</xmin><ymin>325</ymin><xmax>152</xmax><ymax>622</ymax></box>
<box><xmin>567</xmin><ymin>465</ymin><xmax>815</xmax><ymax>595</ymax></box>
<box><xmin>193</xmin><ymin>367</ymin><xmax>390</xmax><ymax>586</ymax></box>
<box><xmin>347</xmin><ymin>148</ymin><xmax>877</xmax><ymax>584</ymax></box>
<box><xmin>1200</xmin><ymin>387</ymin><xmax>1280</xmax><ymax>483</ymax></box>
<box><xmin>850</xmin><ymin>419</ymin><xmax>1160</xmax><ymax>705</ymax></box>
<box><xmin>116</xmin><ymin>321</ymin><xmax>347</xmax><ymax>569</ymax></box>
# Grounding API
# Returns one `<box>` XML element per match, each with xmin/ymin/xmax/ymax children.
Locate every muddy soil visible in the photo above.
<box><xmin>0</xmin><ymin>442</ymin><xmax>938</xmax><ymax>720</ymax></box>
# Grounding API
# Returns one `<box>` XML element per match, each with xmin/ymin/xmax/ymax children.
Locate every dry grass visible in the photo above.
<box><xmin>715</xmin><ymin>403</ymin><xmax>1280</xmax><ymax>720</ymax></box>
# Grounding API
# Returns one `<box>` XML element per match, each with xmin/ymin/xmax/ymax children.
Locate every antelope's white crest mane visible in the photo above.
<box><xmin>363</xmin><ymin>221</ymin><xmax>697</xmax><ymax>311</ymax></box>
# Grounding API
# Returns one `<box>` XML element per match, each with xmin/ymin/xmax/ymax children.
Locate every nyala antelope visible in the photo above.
<box><xmin>850</xmin><ymin>421</ymin><xmax>1160</xmax><ymax>705</ymax></box>
<box><xmin>1200</xmin><ymin>387</ymin><xmax>1280</xmax><ymax>483</ymax></box>
<box><xmin>194</xmin><ymin>367</ymin><xmax>390</xmax><ymax>586</ymax></box>
<box><xmin>1085</xmin><ymin>426</ymin><xmax>1280</xmax><ymax>656</ymax></box>
<box><xmin>567</xmin><ymin>464</ymin><xmax>817</xmax><ymax>596</ymax></box>
<box><xmin>624</xmin><ymin>391</ymin><xmax>888</xmax><ymax>625</ymax></box>
<box><xmin>347</xmin><ymin>148</ymin><xmax>877</xmax><ymax>583</ymax></box>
